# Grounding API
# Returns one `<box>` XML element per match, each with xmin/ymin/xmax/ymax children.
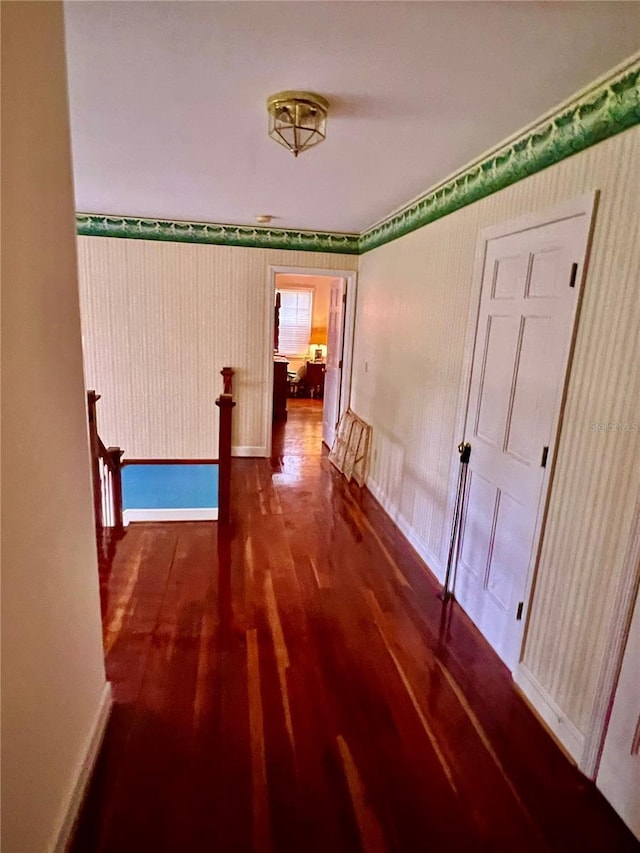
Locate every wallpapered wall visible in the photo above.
<box><xmin>351</xmin><ymin>125</ymin><xmax>640</xmax><ymax>762</ymax></box>
<box><xmin>76</xmin><ymin>116</ymin><xmax>639</xmax><ymax>770</ymax></box>
<box><xmin>77</xmin><ymin>240</ymin><xmax>356</xmax><ymax>457</ymax></box>
<box><xmin>3</xmin><ymin>4</ymin><xmax>108</xmax><ymax>851</ymax></box>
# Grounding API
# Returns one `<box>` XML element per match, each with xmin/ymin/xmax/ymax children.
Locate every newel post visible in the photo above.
<box><xmin>216</xmin><ymin>393</ymin><xmax>236</xmax><ymax>525</ymax></box>
<box><xmin>87</xmin><ymin>390</ymin><xmax>103</xmax><ymax>528</ymax></box>
<box><xmin>221</xmin><ymin>366</ymin><xmax>234</xmax><ymax>395</ymax></box>
<box><xmin>216</xmin><ymin>367</ymin><xmax>235</xmax><ymax>526</ymax></box>
<box><xmin>108</xmin><ymin>446</ymin><xmax>125</xmax><ymax>531</ymax></box>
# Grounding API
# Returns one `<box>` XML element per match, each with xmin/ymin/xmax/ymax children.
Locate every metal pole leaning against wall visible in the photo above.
<box><xmin>440</xmin><ymin>441</ymin><xmax>471</xmax><ymax>601</ymax></box>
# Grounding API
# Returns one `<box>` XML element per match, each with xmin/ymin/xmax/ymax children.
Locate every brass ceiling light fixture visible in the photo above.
<box><xmin>267</xmin><ymin>91</ymin><xmax>329</xmax><ymax>157</ymax></box>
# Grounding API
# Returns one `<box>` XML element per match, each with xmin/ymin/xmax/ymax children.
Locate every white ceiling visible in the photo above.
<box><xmin>64</xmin><ymin>1</ymin><xmax>640</xmax><ymax>234</ymax></box>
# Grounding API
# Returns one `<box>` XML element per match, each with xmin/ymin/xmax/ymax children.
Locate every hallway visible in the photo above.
<box><xmin>72</xmin><ymin>400</ymin><xmax>637</xmax><ymax>852</ymax></box>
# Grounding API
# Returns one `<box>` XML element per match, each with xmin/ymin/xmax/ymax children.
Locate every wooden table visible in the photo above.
<box><xmin>273</xmin><ymin>357</ymin><xmax>289</xmax><ymax>421</ymax></box>
<box><xmin>305</xmin><ymin>361</ymin><xmax>325</xmax><ymax>398</ymax></box>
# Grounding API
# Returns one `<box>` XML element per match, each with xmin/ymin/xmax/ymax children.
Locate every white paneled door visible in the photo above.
<box><xmin>455</xmin><ymin>199</ymin><xmax>595</xmax><ymax>671</ymax></box>
<box><xmin>322</xmin><ymin>278</ymin><xmax>346</xmax><ymax>448</ymax></box>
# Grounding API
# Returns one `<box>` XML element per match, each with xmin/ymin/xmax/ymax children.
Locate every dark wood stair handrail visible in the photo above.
<box><xmin>89</xmin><ymin>370</ymin><xmax>234</xmax><ymax>529</ymax></box>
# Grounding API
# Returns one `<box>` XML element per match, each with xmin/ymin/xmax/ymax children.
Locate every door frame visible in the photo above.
<box><xmin>582</xmin><ymin>493</ymin><xmax>640</xmax><ymax>776</ymax></box>
<box><xmin>449</xmin><ymin>191</ymin><xmax>598</xmax><ymax>673</ymax></box>
<box><xmin>264</xmin><ymin>265</ymin><xmax>358</xmax><ymax>457</ymax></box>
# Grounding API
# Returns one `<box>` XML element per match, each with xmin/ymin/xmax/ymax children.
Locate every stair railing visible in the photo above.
<box><xmin>87</xmin><ymin>391</ymin><xmax>124</xmax><ymax>531</ymax></box>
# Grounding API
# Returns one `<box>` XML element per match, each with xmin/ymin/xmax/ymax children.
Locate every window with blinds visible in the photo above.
<box><xmin>276</xmin><ymin>288</ymin><xmax>313</xmax><ymax>357</ymax></box>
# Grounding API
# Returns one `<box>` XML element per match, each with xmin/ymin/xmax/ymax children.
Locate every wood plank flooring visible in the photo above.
<box><xmin>72</xmin><ymin>399</ymin><xmax>638</xmax><ymax>852</ymax></box>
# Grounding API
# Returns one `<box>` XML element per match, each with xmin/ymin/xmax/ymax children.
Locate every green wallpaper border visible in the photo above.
<box><xmin>359</xmin><ymin>56</ymin><xmax>640</xmax><ymax>253</ymax></box>
<box><xmin>75</xmin><ymin>214</ymin><xmax>360</xmax><ymax>255</ymax></box>
<box><xmin>76</xmin><ymin>56</ymin><xmax>639</xmax><ymax>256</ymax></box>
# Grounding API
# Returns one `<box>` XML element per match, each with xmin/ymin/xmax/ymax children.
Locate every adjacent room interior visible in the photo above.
<box><xmin>272</xmin><ymin>271</ymin><xmax>353</xmax><ymax>451</ymax></box>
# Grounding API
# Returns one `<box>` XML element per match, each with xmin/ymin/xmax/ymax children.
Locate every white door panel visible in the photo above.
<box><xmin>322</xmin><ymin>279</ymin><xmax>345</xmax><ymax>448</ymax></box>
<box><xmin>492</xmin><ymin>253</ymin><xmax>529</xmax><ymax>299</ymax></box>
<box><xmin>459</xmin><ymin>471</ymin><xmax>495</xmax><ymax>582</ymax></box>
<box><xmin>455</xmin><ymin>208</ymin><xmax>594</xmax><ymax>670</ymax></box>
<box><xmin>505</xmin><ymin>316</ymin><xmax>554</xmax><ymax>465</ymax></box>
<box><xmin>475</xmin><ymin>315</ymin><xmax>521</xmax><ymax>448</ymax></box>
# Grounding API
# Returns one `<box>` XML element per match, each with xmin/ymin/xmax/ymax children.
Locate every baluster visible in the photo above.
<box><xmin>106</xmin><ymin>467</ymin><xmax>113</xmax><ymax>528</ymax></box>
<box><xmin>87</xmin><ymin>391</ymin><xmax>103</xmax><ymax>528</ymax></box>
<box><xmin>101</xmin><ymin>459</ymin><xmax>110</xmax><ymax>528</ymax></box>
<box><xmin>87</xmin><ymin>392</ymin><xmax>125</xmax><ymax>537</ymax></box>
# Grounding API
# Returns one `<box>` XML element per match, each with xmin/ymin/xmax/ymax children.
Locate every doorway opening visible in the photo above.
<box><xmin>266</xmin><ymin>267</ymin><xmax>357</xmax><ymax>456</ymax></box>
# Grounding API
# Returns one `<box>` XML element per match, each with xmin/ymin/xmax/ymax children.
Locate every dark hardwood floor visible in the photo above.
<box><xmin>72</xmin><ymin>399</ymin><xmax>638</xmax><ymax>852</ymax></box>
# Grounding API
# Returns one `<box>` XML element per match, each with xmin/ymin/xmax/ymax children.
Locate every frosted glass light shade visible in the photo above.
<box><xmin>267</xmin><ymin>91</ymin><xmax>329</xmax><ymax>157</ymax></box>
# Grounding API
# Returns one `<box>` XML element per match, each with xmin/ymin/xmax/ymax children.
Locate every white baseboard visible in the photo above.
<box><xmin>365</xmin><ymin>476</ymin><xmax>445</xmax><ymax>584</ymax></box>
<box><xmin>53</xmin><ymin>682</ymin><xmax>113</xmax><ymax>853</ymax></box>
<box><xmin>123</xmin><ymin>507</ymin><xmax>218</xmax><ymax>524</ymax></box>
<box><xmin>232</xmin><ymin>445</ymin><xmax>267</xmax><ymax>457</ymax></box>
<box><xmin>515</xmin><ymin>662</ymin><xmax>585</xmax><ymax>762</ymax></box>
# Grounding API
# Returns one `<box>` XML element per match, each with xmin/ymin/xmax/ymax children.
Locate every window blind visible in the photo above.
<box><xmin>277</xmin><ymin>289</ymin><xmax>312</xmax><ymax>357</ymax></box>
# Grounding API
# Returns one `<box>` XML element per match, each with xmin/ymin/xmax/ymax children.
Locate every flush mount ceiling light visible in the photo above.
<box><xmin>267</xmin><ymin>91</ymin><xmax>329</xmax><ymax>157</ymax></box>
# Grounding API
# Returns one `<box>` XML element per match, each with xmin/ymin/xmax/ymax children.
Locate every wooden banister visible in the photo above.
<box><xmin>89</xmin><ymin>373</ymin><xmax>233</xmax><ymax>529</ymax></box>
<box><xmin>216</xmin><ymin>369</ymin><xmax>236</xmax><ymax>525</ymax></box>
<box><xmin>87</xmin><ymin>391</ymin><xmax>124</xmax><ymax>531</ymax></box>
